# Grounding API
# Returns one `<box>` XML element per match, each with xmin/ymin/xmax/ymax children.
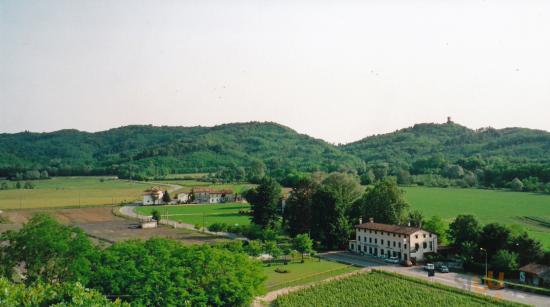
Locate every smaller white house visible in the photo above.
<box><xmin>177</xmin><ymin>192</ymin><xmax>189</xmax><ymax>203</ymax></box>
<box><xmin>143</xmin><ymin>188</ymin><xmax>164</xmax><ymax>205</ymax></box>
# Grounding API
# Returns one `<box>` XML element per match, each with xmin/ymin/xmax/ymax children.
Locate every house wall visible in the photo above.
<box><xmin>352</xmin><ymin>228</ymin><xmax>437</xmax><ymax>262</ymax></box>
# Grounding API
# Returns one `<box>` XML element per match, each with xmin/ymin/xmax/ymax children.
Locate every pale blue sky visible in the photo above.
<box><xmin>1</xmin><ymin>0</ymin><xmax>549</xmax><ymax>143</ymax></box>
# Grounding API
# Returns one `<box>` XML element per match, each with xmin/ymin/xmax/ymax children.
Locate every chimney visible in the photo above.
<box><xmin>358</xmin><ymin>217</ymin><xmax>363</xmax><ymax>224</ymax></box>
<box><xmin>369</xmin><ymin>217</ymin><xmax>374</xmax><ymax>223</ymax></box>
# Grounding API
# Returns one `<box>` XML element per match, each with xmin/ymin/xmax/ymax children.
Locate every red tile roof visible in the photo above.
<box><xmin>356</xmin><ymin>222</ymin><xmax>421</xmax><ymax>235</ymax></box>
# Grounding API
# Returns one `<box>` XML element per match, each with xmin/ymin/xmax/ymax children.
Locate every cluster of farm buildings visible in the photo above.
<box><xmin>142</xmin><ymin>187</ymin><xmax>241</xmax><ymax>205</ymax></box>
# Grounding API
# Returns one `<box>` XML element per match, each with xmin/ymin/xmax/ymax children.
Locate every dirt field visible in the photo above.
<box><xmin>0</xmin><ymin>207</ymin><xmax>226</xmax><ymax>245</ymax></box>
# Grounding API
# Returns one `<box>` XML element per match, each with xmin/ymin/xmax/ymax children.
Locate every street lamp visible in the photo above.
<box><xmin>480</xmin><ymin>248</ymin><xmax>487</xmax><ymax>284</ymax></box>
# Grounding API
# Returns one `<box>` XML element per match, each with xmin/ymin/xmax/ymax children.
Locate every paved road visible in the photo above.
<box><xmin>319</xmin><ymin>251</ymin><xmax>549</xmax><ymax>307</ymax></box>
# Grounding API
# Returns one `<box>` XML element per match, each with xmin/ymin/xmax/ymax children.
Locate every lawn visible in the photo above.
<box><xmin>135</xmin><ymin>203</ymin><xmax>251</xmax><ymax>227</ymax></box>
<box><xmin>263</xmin><ymin>259</ymin><xmax>359</xmax><ymax>291</ymax></box>
<box><xmin>402</xmin><ymin>186</ymin><xmax>550</xmax><ymax>249</ymax></box>
<box><xmin>0</xmin><ymin>177</ymin><xmax>165</xmax><ymax>210</ymax></box>
<box><xmin>274</xmin><ymin>270</ymin><xmax>522</xmax><ymax>307</ymax></box>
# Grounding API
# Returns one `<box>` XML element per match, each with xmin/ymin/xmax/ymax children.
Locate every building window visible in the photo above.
<box><xmin>393</xmin><ymin>241</ymin><xmax>396</xmax><ymax>247</ymax></box>
<box><xmin>429</xmin><ymin>241</ymin><xmax>433</xmax><ymax>250</ymax></box>
<box><xmin>423</xmin><ymin>234</ymin><xmax>426</xmax><ymax>238</ymax></box>
<box><xmin>369</xmin><ymin>238</ymin><xmax>372</xmax><ymax>243</ymax></box>
<box><xmin>375</xmin><ymin>238</ymin><xmax>378</xmax><ymax>244</ymax></box>
<box><xmin>364</xmin><ymin>237</ymin><xmax>366</xmax><ymax>242</ymax></box>
<box><xmin>369</xmin><ymin>247</ymin><xmax>372</xmax><ymax>254</ymax></box>
<box><xmin>375</xmin><ymin>231</ymin><xmax>377</xmax><ymax>235</ymax></box>
<box><xmin>381</xmin><ymin>239</ymin><xmax>384</xmax><ymax>245</ymax></box>
<box><xmin>393</xmin><ymin>233</ymin><xmax>396</xmax><ymax>237</ymax></box>
<box><xmin>357</xmin><ymin>236</ymin><xmax>360</xmax><ymax>241</ymax></box>
<box><xmin>423</xmin><ymin>242</ymin><xmax>427</xmax><ymax>249</ymax></box>
<box><xmin>381</xmin><ymin>249</ymin><xmax>384</xmax><ymax>255</ymax></box>
<box><xmin>387</xmin><ymin>241</ymin><xmax>390</xmax><ymax>247</ymax></box>
<box><xmin>415</xmin><ymin>243</ymin><xmax>419</xmax><ymax>250</ymax></box>
<box><xmin>429</xmin><ymin>234</ymin><xmax>432</xmax><ymax>237</ymax></box>
<box><xmin>415</xmin><ymin>235</ymin><xmax>418</xmax><ymax>239</ymax></box>
<box><xmin>404</xmin><ymin>244</ymin><xmax>407</xmax><ymax>249</ymax></box>
<box><xmin>398</xmin><ymin>242</ymin><xmax>401</xmax><ymax>248</ymax></box>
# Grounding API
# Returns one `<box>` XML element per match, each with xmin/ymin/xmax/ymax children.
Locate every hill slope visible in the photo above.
<box><xmin>342</xmin><ymin>122</ymin><xmax>550</xmax><ymax>189</ymax></box>
<box><xmin>0</xmin><ymin>122</ymin><xmax>364</xmax><ymax>179</ymax></box>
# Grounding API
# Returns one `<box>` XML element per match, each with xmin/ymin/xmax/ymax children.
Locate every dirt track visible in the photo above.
<box><xmin>0</xmin><ymin>206</ymin><xmax>225</xmax><ymax>245</ymax></box>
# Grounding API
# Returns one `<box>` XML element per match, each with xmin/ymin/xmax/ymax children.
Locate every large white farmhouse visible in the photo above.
<box><xmin>190</xmin><ymin>188</ymin><xmax>237</xmax><ymax>204</ymax></box>
<box><xmin>142</xmin><ymin>188</ymin><xmax>164</xmax><ymax>205</ymax></box>
<box><xmin>349</xmin><ymin>218</ymin><xmax>437</xmax><ymax>263</ymax></box>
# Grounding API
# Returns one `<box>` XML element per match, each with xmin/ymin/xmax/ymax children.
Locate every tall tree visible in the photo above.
<box><xmin>284</xmin><ymin>177</ymin><xmax>317</xmax><ymax>236</ymax></box>
<box><xmin>352</xmin><ymin>178</ymin><xmax>409</xmax><ymax>225</ymax></box>
<box><xmin>510</xmin><ymin>232</ymin><xmax>544</xmax><ymax>266</ymax></box>
<box><xmin>162</xmin><ymin>190</ymin><xmax>171</xmax><ymax>203</ymax></box>
<box><xmin>407</xmin><ymin>209</ymin><xmax>424</xmax><ymax>227</ymax></box>
<box><xmin>245</xmin><ymin>178</ymin><xmax>282</xmax><ymax>228</ymax></box>
<box><xmin>423</xmin><ymin>216</ymin><xmax>449</xmax><ymax>245</ymax></box>
<box><xmin>311</xmin><ymin>186</ymin><xmax>350</xmax><ymax>249</ymax></box>
<box><xmin>293</xmin><ymin>233</ymin><xmax>313</xmax><ymax>263</ymax></box>
<box><xmin>448</xmin><ymin>215</ymin><xmax>481</xmax><ymax>248</ymax></box>
<box><xmin>321</xmin><ymin>172</ymin><xmax>362</xmax><ymax>206</ymax></box>
<box><xmin>479</xmin><ymin>223</ymin><xmax>511</xmax><ymax>258</ymax></box>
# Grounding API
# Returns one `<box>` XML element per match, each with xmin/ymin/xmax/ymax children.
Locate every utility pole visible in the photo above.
<box><xmin>480</xmin><ymin>248</ymin><xmax>488</xmax><ymax>284</ymax></box>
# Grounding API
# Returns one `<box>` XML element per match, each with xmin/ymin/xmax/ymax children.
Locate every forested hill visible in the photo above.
<box><xmin>342</xmin><ymin>122</ymin><xmax>550</xmax><ymax>190</ymax></box>
<box><xmin>0</xmin><ymin>122</ymin><xmax>364</xmax><ymax>180</ymax></box>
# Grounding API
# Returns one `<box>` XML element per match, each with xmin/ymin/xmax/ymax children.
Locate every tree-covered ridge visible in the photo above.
<box><xmin>0</xmin><ymin>122</ymin><xmax>364</xmax><ymax>179</ymax></box>
<box><xmin>343</xmin><ymin>122</ymin><xmax>550</xmax><ymax>163</ymax></box>
<box><xmin>342</xmin><ymin>122</ymin><xmax>550</xmax><ymax>191</ymax></box>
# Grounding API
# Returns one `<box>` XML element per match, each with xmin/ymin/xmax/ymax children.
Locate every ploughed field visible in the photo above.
<box><xmin>135</xmin><ymin>203</ymin><xmax>251</xmax><ymax>227</ymax></box>
<box><xmin>274</xmin><ymin>270</ymin><xmax>522</xmax><ymax>307</ymax></box>
<box><xmin>0</xmin><ymin>177</ymin><xmax>166</xmax><ymax>210</ymax></box>
<box><xmin>403</xmin><ymin>187</ymin><xmax>550</xmax><ymax>249</ymax></box>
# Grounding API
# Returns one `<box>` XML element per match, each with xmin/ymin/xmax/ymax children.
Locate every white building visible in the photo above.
<box><xmin>142</xmin><ymin>188</ymin><xmax>164</xmax><ymax>205</ymax></box>
<box><xmin>177</xmin><ymin>192</ymin><xmax>189</xmax><ymax>203</ymax></box>
<box><xmin>191</xmin><ymin>188</ymin><xmax>237</xmax><ymax>204</ymax></box>
<box><xmin>348</xmin><ymin>218</ymin><xmax>437</xmax><ymax>263</ymax></box>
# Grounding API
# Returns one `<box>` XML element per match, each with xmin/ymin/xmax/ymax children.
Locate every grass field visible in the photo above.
<box><xmin>403</xmin><ymin>187</ymin><xmax>550</xmax><ymax>249</ymax></box>
<box><xmin>263</xmin><ymin>259</ymin><xmax>358</xmax><ymax>291</ymax></box>
<box><xmin>0</xmin><ymin>177</ymin><xmax>164</xmax><ymax>210</ymax></box>
<box><xmin>135</xmin><ymin>203</ymin><xmax>251</xmax><ymax>227</ymax></box>
<box><xmin>274</xmin><ymin>270</ymin><xmax>522</xmax><ymax>307</ymax></box>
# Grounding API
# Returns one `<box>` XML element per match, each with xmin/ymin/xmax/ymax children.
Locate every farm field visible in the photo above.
<box><xmin>274</xmin><ymin>270</ymin><xmax>521</xmax><ymax>307</ymax></box>
<box><xmin>264</xmin><ymin>259</ymin><xmax>358</xmax><ymax>291</ymax></box>
<box><xmin>0</xmin><ymin>206</ymin><xmax>225</xmax><ymax>245</ymax></box>
<box><xmin>135</xmin><ymin>203</ymin><xmax>251</xmax><ymax>227</ymax></box>
<box><xmin>0</xmin><ymin>177</ymin><xmax>165</xmax><ymax>210</ymax></box>
<box><xmin>402</xmin><ymin>187</ymin><xmax>550</xmax><ymax>249</ymax></box>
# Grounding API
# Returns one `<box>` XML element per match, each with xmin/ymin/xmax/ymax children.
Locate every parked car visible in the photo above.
<box><xmin>384</xmin><ymin>257</ymin><xmax>400</xmax><ymax>264</ymax></box>
<box><xmin>437</xmin><ymin>265</ymin><xmax>449</xmax><ymax>273</ymax></box>
<box><xmin>423</xmin><ymin>263</ymin><xmax>435</xmax><ymax>271</ymax></box>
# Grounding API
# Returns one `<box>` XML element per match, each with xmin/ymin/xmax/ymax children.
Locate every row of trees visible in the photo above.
<box><xmin>245</xmin><ymin>173</ymin><xmax>415</xmax><ymax>250</ymax></box>
<box><xmin>0</xmin><ymin>214</ymin><xmax>265</xmax><ymax>306</ymax></box>
<box><xmin>448</xmin><ymin>215</ymin><xmax>549</xmax><ymax>274</ymax></box>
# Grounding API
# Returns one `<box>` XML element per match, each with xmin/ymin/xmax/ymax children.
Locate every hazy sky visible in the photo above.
<box><xmin>1</xmin><ymin>0</ymin><xmax>549</xmax><ymax>143</ymax></box>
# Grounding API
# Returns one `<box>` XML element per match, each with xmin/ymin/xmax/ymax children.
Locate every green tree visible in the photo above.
<box><xmin>353</xmin><ymin>178</ymin><xmax>409</xmax><ymax>225</ymax></box>
<box><xmin>245</xmin><ymin>240</ymin><xmax>263</xmax><ymax>257</ymax></box>
<box><xmin>510</xmin><ymin>232</ymin><xmax>544</xmax><ymax>266</ymax></box>
<box><xmin>0</xmin><ymin>213</ymin><xmax>97</xmax><ymax>285</ymax></box>
<box><xmin>15</xmin><ymin>181</ymin><xmax>21</xmax><ymax>189</ymax></box>
<box><xmin>479</xmin><ymin>223</ymin><xmax>511</xmax><ymax>257</ymax></box>
<box><xmin>407</xmin><ymin>209</ymin><xmax>424</xmax><ymax>228</ymax></box>
<box><xmin>293</xmin><ymin>233</ymin><xmax>313</xmax><ymax>263</ymax></box>
<box><xmin>509</xmin><ymin>178</ymin><xmax>524</xmax><ymax>191</ymax></box>
<box><xmin>0</xmin><ymin>182</ymin><xmax>8</xmax><ymax>190</ymax></box>
<box><xmin>284</xmin><ymin>177</ymin><xmax>317</xmax><ymax>236</ymax></box>
<box><xmin>245</xmin><ymin>178</ymin><xmax>282</xmax><ymax>228</ymax></box>
<box><xmin>264</xmin><ymin>241</ymin><xmax>282</xmax><ymax>260</ymax></box>
<box><xmin>396</xmin><ymin>169</ymin><xmax>412</xmax><ymax>185</ymax></box>
<box><xmin>0</xmin><ymin>278</ymin><xmax>126</xmax><ymax>306</ymax></box>
<box><xmin>151</xmin><ymin>209</ymin><xmax>161</xmax><ymax>221</ymax></box>
<box><xmin>448</xmin><ymin>215</ymin><xmax>481</xmax><ymax>248</ymax></box>
<box><xmin>89</xmin><ymin>238</ymin><xmax>265</xmax><ymax>306</ymax></box>
<box><xmin>360</xmin><ymin>169</ymin><xmax>376</xmax><ymax>185</ymax></box>
<box><xmin>423</xmin><ymin>216</ymin><xmax>449</xmax><ymax>245</ymax></box>
<box><xmin>162</xmin><ymin>189</ymin><xmax>171</xmax><ymax>203</ymax></box>
<box><xmin>321</xmin><ymin>172</ymin><xmax>362</xmax><ymax>206</ymax></box>
<box><xmin>311</xmin><ymin>186</ymin><xmax>350</xmax><ymax>249</ymax></box>
<box><xmin>491</xmin><ymin>250</ymin><xmax>518</xmax><ymax>274</ymax></box>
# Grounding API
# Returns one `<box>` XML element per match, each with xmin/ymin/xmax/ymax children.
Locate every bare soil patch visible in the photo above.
<box><xmin>0</xmin><ymin>207</ymin><xmax>225</xmax><ymax>245</ymax></box>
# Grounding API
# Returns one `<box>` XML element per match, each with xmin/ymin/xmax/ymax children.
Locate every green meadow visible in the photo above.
<box><xmin>403</xmin><ymin>187</ymin><xmax>550</xmax><ymax>249</ymax></box>
<box><xmin>135</xmin><ymin>203</ymin><xmax>251</xmax><ymax>227</ymax></box>
<box><xmin>0</xmin><ymin>177</ymin><xmax>163</xmax><ymax>210</ymax></box>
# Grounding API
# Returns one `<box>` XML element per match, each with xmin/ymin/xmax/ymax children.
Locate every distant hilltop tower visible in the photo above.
<box><xmin>447</xmin><ymin>116</ymin><xmax>453</xmax><ymax>124</ymax></box>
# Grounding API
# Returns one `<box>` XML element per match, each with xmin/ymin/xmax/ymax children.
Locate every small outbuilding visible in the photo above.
<box><xmin>519</xmin><ymin>263</ymin><xmax>550</xmax><ymax>287</ymax></box>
